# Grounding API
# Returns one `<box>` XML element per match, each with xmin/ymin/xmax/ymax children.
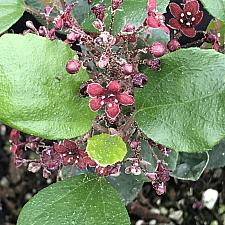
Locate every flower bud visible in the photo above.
<box><xmin>149</xmin><ymin>42</ymin><xmax>167</xmax><ymax>57</ymax></box>
<box><xmin>98</xmin><ymin>53</ymin><xmax>109</xmax><ymax>68</ymax></box>
<box><xmin>132</xmin><ymin>73</ymin><xmax>148</xmax><ymax>88</ymax></box>
<box><xmin>167</xmin><ymin>39</ymin><xmax>181</xmax><ymax>52</ymax></box>
<box><xmin>93</xmin><ymin>19</ymin><xmax>104</xmax><ymax>31</ymax></box>
<box><xmin>112</xmin><ymin>0</ymin><xmax>123</xmax><ymax>11</ymax></box>
<box><xmin>66</xmin><ymin>60</ymin><xmax>81</xmax><ymax>74</ymax></box>
<box><xmin>28</xmin><ymin>162</ymin><xmax>41</xmax><ymax>173</ymax></box>
<box><xmin>54</xmin><ymin>18</ymin><xmax>64</xmax><ymax>30</ymax></box>
<box><xmin>123</xmin><ymin>23</ymin><xmax>135</xmax><ymax>33</ymax></box>
<box><xmin>145</xmin><ymin>59</ymin><xmax>161</xmax><ymax>71</ymax></box>
<box><xmin>122</xmin><ymin>63</ymin><xmax>134</xmax><ymax>75</ymax></box>
<box><xmin>66</xmin><ymin>31</ymin><xmax>79</xmax><ymax>43</ymax></box>
<box><xmin>205</xmin><ymin>32</ymin><xmax>218</xmax><ymax>44</ymax></box>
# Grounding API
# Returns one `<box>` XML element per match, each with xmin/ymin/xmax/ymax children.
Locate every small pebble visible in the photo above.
<box><xmin>202</xmin><ymin>189</ymin><xmax>218</xmax><ymax>209</ymax></box>
<box><xmin>169</xmin><ymin>210</ymin><xmax>183</xmax><ymax>224</ymax></box>
<box><xmin>149</xmin><ymin>219</ymin><xmax>157</xmax><ymax>225</ymax></box>
<box><xmin>210</xmin><ymin>220</ymin><xmax>218</xmax><ymax>225</ymax></box>
<box><xmin>160</xmin><ymin>206</ymin><xmax>168</xmax><ymax>215</ymax></box>
<box><xmin>135</xmin><ymin>220</ymin><xmax>145</xmax><ymax>225</ymax></box>
<box><xmin>150</xmin><ymin>208</ymin><xmax>160</xmax><ymax>214</ymax></box>
<box><xmin>0</xmin><ymin>177</ymin><xmax>9</xmax><ymax>187</ymax></box>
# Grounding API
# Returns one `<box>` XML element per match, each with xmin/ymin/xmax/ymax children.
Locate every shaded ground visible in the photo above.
<box><xmin>1</xmin><ymin>125</ymin><xmax>225</xmax><ymax>225</ymax></box>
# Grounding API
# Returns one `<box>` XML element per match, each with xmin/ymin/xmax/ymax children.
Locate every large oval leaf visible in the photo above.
<box><xmin>17</xmin><ymin>175</ymin><xmax>130</xmax><ymax>225</ymax></box>
<box><xmin>86</xmin><ymin>134</ymin><xmax>127</xmax><ymax>166</ymax></box>
<box><xmin>0</xmin><ymin>34</ymin><xmax>95</xmax><ymax>139</ymax></box>
<box><xmin>0</xmin><ymin>0</ymin><xmax>25</xmax><ymax>34</ymax></box>
<box><xmin>81</xmin><ymin>0</ymin><xmax>169</xmax><ymax>35</ymax></box>
<box><xmin>135</xmin><ymin>48</ymin><xmax>225</xmax><ymax>152</ymax></box>
<box><xmin>200</xmin><ymin>0</ymin><xmax>225</xmax><ymax>22</ymax></box>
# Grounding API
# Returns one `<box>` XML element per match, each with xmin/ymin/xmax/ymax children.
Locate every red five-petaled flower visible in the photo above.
<box><xmin>168</xmin><ymin>0</ymin><xmax>203</xmax><ymax>37</ymax></box>
<box><xmin>87</xmin><ymin>81</ymin><xmax>134</xmax><ymax>120</ymax></box>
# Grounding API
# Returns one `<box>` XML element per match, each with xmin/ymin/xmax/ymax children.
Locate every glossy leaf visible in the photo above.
<box><xmin>200</xmin><ymin>0</ymin><xmax>225</xmax><ymax>22</ymax></box>
<box><xmin>0</xmin><ymin>0</ymin><xmax>25</xmax><ymax>34</ymax></box>
<box><xmin>86</xmin><ymin>134</ymin><xmax>127</xmax><ymax>166</ymax></box>
<box><xmin>17</xmin><ymin>175</ymin><xmax>130</xmax><ymax>225</ymax></box>
<box><xmin>0</xmin><ymin>34</ymin><xmax>95</xmax><ymax>139</ymax></box>
<box><xmin>81</xmin><ymin>0</ymin><xmax>169</xmax><ymax>35</ymax></box>
<box><xmin>107</xmin><ymin>170</ymin><xmax>147</xmax><ymax>204</ymax></box>
<box><xmin>207</xmin><ymin>139</ymin><xmax>225</xmax><ymax>169</ymax></box>
<box><xmin>171</xmin><ymin>152</ymin><xmax>209</xmax><ymax>181</ymax></box>
<box><xmin>135</xmin><ymin>48</ymin><xmax>225</xmax><ymax>152</ymax></box>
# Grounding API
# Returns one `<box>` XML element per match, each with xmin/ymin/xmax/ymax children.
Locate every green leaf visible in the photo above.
<box><xmin>200</xmin><ymin>0</ymin><xmax>225</xmax><ymax>22</ymax></box>
<box><xmin>107</xmin><ymin>169</ymin><xmax>147</xmax><ymax>204</ymax></box>
<box><xmin>135</xmin><ymin>48</ymin><xmax>225</xmax><ymax>152</ymax></box>
<box><xmin>81</xmin><ymin>0</ymin><xmax>169</xmax><ymax>35</ymax></box>
<box><xmin>17</xmin><ymin>175</ymin><xmax>130</xmax><ymax>225</ymax></box>
<box><xmin>0</xmin><ymin>34</ymin><xmax>96</xmax><ymax>139</ymax></box>
<box><xmin>171</xmin><ymin>152</ymin><xmax>209</xmax><ymax>181</ymax></box>
<box><xmin>207</xmin><ymin>139</ymin><xmax>225</xmax><ymax>169</ymax></box>
<box><xmin>0</xmin><ymin>0</ymin><xmax>25</xmax><ymax>34</ymax></box>
<box><xmin>67</xmin><ymin>0</ymin><xmax>90</xmax><ymax>24</ymax></box>
<box><xmin>86</xmin><ymin>134</ymin><xmax>127</xmax><ymax>166</ymax></box>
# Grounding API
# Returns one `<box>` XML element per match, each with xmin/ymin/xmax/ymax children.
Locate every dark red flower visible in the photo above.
<box><xmin>168</xmin><ymin>0</ymin><xmax>203</xmax><ymax>37</ymax></box>
<box><xmin>87</xmin><ymin>81</ymin><xmax>134</xmax><ymax>120</ymax></box>
<box><xmin>54</xmin><ymin>140</ymin><xmax>96</xmax><ymax>169</ymax></box>
<box><xmin>145</xmin><ymin>0</ymin><xmax>169</xmax><ymax>33</ymax></box>
<box><xmin>41</xmin><ymin>147</ymin><xmax>60</xmax><ymax>171</ymax></box>
<box><xmin>54</xmin><ymin>140</ymin><xmax>78</xmax><ymax>166</ymax></box>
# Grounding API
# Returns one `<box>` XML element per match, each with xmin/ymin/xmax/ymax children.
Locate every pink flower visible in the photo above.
<box><xmin>145</xmin><ymin>0</ymin><xmax>169</xmax><ymax>33</ymax></box>
<box><xmin>168</xmin><ymin>0</ymin><xmax>203</xmax><ymax>37</ymax></box>
<box><xmin>87</xmin><ymin>81</ymin><xmax>134</xmax><ymax>120</ymax></box>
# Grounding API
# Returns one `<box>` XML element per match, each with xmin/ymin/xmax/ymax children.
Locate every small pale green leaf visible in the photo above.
<box><xmin>135</xmin><ymin>48</ymin><xmax>225</xmax><ymax>152</ymax></box>
<box><xmin>17</xmin><ymin>175</ymin><xmax>130</xmax><ymax>225</ymax></box>
<box><xmin>207</xmin><ymin>139</ymin><xmax>225</xmax><ymax>169</ymax></box>
<box><xmin>0</xmin><ymin>0</ymin><xmax>25</xmax><ymax>33</ymax></box>
<box><xmin>86</xmin><ymin>134</ymin><xmax>127</xmax><ymax>166</ymax></box>
<box><xmin>0</xmin><ymin>34</ymin><xmax>96</xmax><ymax>139</ymax></box>
<box><xmin>81</xmin><ymin>0</ymin><xmax>169</xmax><ymax>35</ymax></box>
<box><xmin>200</xmin><ymin>0</ymin><xmax>225</xmax><ymax>22</ymax></box>
<box><xmin>171</xmin><ymin>152</ymin><xmax>209</xmax><ymax>181</ymax></box>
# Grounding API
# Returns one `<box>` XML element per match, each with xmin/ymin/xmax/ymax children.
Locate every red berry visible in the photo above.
<box><xmin>149</xmin><ymin>42</ymin><xmax>167</xmax><ymax>57</ymax></box>
<box><xmin>167</xmin><ymin>39</ymin><xmax>181</xmax><ymax>52</ymax></box>
<box><xmin>145</xmin><ymin>59</ymin><xmax>161</xmax><ymax>71</ymax></box>
<box><xmin>66</xmin><ymin>60</ymin><xmax>81</xmax><ymax>74</ymax></box>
